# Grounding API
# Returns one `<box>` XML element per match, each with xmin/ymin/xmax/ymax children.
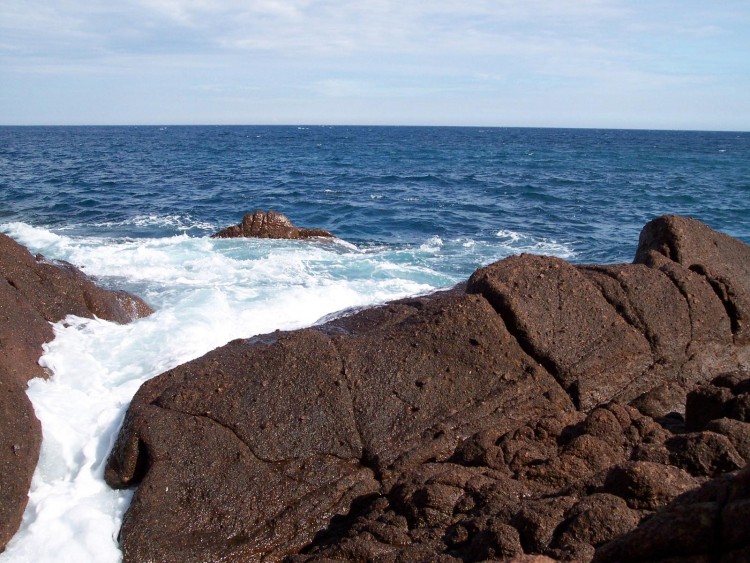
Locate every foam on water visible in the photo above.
<box><xmin>495</xmin><ymin>228</ymin><xmax>575</xmax><ymax>259</ymax></box>
<box><xmin>0</xmin><ymin>222</ymin><xmax>575</xmax><ymax>562</ymax></box>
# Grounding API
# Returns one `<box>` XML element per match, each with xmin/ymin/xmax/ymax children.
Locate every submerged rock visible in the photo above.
<box><xmin>212</xmin><ymin>210</ymin><xmax>334</xmax><ymax>240</ymax></box>
<box><xmin>0</xmin><ymin>233</ymin><xmax>153</xmax><ymax>552</ymax></box>
<box><xmin>106</xmin><ymin>215</ymin><xmax>750</xmax><ymax>562</ymax></box>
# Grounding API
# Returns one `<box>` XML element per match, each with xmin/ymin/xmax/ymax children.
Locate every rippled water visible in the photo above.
<box><xmin>2</xmin><ymin>126</ymin><xmax>748</xmax><ymax>264</ymax></box>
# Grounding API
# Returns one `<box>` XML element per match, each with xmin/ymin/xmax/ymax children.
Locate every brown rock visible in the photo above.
<box><xmin>211</xmin><ymin>210</ymin><xmax>334</xmax><ymax>239</ymax></box>
<box><xmin>729</xmin><ymin>392</ymin><xmax>750</xmax><ymax>422</ymax></box>
<box><xmin>0</xmin><ymin>376</ymin><xmax>41</xmax><ymax>551</ymax></box>
<box><xmin>467</xmin><ymin>254</ymin><xmax>653</xmax><ymax>411</ymax></box>
<box><xmin>0</xmin><ymin>234</ymin><xmax>152</xmax><ymax>333</ymax></box>
<box><xmin>664</xmin><ymin>432</ymin><xmax>745</xmax><ymax>478</ymax></box>
<box><xmin>581</xmin><ymin>264</ymin><xmax>690</xmax><ymax>368</ymax></box>
<box><xmin>106</xmin><ymin>293</ymin><xmax>574</xmax><ymax>561</ymax></box>
<box><xmin>510</xmin><ymin>496</ymin><xmax>578</xmax><ymax>553</ymax></box>
<box><xmin>651</xmin><ymin>251</ymin><xmax>735</xmax><ymax>346</ymax></box>
<box><xmin>629</xmin><ymin>381</ymin><xmax>689</xmax><ymax>421</ymax></box>
<box><xmin>595</xmin><ymin>467</ymin><xmax>750</xmax><ymax>562</ymax></box>
<box><xmin>553</xmin><ymin>493</ymin><xmax>640</xmax><ymax>549</ymax></box>
<box><xmin>635</xmin><ymin>214</ymin><xmax>750</xmax><ymax>343</ymax></box>
<box><xmin>0</xmin><ymin>232</ymin><xmax>153</xmax><ymax>552</ymax></box>
<box><xmin>505</xmin><ymin>557</ymin><xmax>557</xmax><ymax>563</ymax></box>
<box><xmin>685</xmin><ymin>384</ymin><xmax>735</xmax><ymax>431</ymax></box>
<box><xmin>593</xmin><ymin>501</ymin><xmax>720</xmax><ymax>562</ymax></box>
<box><xmin>462</xmin><ymin>517</ymin><xmax>524</xmax><ymax>561</ymax></box>
<box><xmin>705</xmin><ymin>418</ymin><xmax>750</xmax><ymax>462</ymax></box>
<box><xmin>712</xmin><ymin>370</ymin><xmax>750</xmax><ymax>392</ymax></box>
<box><xmin>602</xmin><ymin>461</ymin><xmax>698</xmax><ymax>510</ymax></box>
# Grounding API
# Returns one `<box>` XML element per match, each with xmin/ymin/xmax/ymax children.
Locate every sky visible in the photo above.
<box><xmin>1</xmin><ymin>1</ymin><xmax>748</xmax><ymax>130</ymax></box>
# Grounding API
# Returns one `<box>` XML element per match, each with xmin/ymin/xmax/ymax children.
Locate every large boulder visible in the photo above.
<box><xmin>0</xmin><ymin>233</ymin><xmax>153</xmax><ymax>552</ymax></box>
<box><xmin>635</xmin><ymin>214</ymin><xmax>750</xmax><ymax>344</ymax></box>
<box><xmin>106</xmin><ymin>215</ymin><xmax>750</xmax><ymax>562</ymax></box>
<box><xmin>106</xmin><ymin>293</ymin><xmax>572</xmax><ymax>562</ymax></box>
<box><xmin>212</xmin><ymin>210</ymin><xmax>334</xmax><ymax>240</ymax></box>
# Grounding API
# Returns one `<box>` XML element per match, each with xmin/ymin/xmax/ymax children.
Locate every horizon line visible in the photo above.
<box><xmin>1</xmin><ymin>123</ymin><xmax>748</xmax><ymax>134</ymax></box>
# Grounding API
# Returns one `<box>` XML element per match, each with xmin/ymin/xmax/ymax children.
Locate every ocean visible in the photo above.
<box><xmin>1</xmin><ymin>125</ymin><xmax>749</xmax><ymax>562</ymax></box>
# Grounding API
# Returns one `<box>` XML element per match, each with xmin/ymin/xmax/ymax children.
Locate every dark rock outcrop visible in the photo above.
<box><xmin>635</xmin><ymin>214</ymin><xmax>750</xmax><ymax>344</ymax></box>
<box><xmin>212</xmin><ymin>210</ymin><xmax>334</xmax><ymax>240</ymax></box>
<box><xmin>0</xmin><ymin>233</ymin><xmax>153</xmax><ymax>552</ymax></box>
<box><xmin>106</xmin><ymin>215</ymin><xmax>750</xmax><ymax>562</ymax></box>
<box><xmin>594</xmin><ymin>465</ymin><xmax>750</xmax><ymax>562</ymax></box>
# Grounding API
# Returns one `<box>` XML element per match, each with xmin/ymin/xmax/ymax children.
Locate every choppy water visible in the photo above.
<box><xmin>0</xmin><ymin>126</ymin><xmax>748</xmax><ymax>562</ymax></box>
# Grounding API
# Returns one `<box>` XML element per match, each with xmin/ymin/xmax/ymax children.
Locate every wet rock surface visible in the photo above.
<box><xmin>0</xmin><ymin>233</ymin><xmax>153</xmax><ymax>552</ymax></box>
<box><xmin>212</xmin><ymin>210</ymin><xmax>334</xmax><ymax>240</ymax></box>
<box><xmin>107</xmin><ymin>215</ymin><xmax>750</xmax><ymax>562</ymax></box>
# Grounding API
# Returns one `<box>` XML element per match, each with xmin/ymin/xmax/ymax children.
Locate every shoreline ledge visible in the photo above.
<box><xmin>0</xmin><ymin>233</ymin><xmax>153</xmax><ymax>552</ymax></box>
<box><xmin>105</xmin><ymin>214</ymin><xmax>750</xmax><ymax>562</ymax></box>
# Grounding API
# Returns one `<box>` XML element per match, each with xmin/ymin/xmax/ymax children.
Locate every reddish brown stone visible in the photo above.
<box><xmin>553</xmin><ymin>493</ymin><xmax>640</xmax><ymax>548</ymax></box>
<box><xmin>211</xmin><ymin>210</ymin><xmax>334</xmax><ymax>239</ymax></box>
<box><xmin>602</xmin><ymin>461</ymin><xmax>698</xmax><ymax>510</ymax></box>
<box><xmin>595</xmin><ymin>467</ymin><xmax>750</xmax><ymax>562</ymax></box>
<box><xmin>467</xmin><ymin>254</ymin><xmax>653</xmax><ymax>411</ymax></box>
<box><xmin>106</xmin><ymin>295</ymin><xmax>574</xmax><ymax>561</ymax></box>
<box><xmin>635</xmin><ymin>214</ymin><xmax>750</xmax><ymax>343</ymax></box>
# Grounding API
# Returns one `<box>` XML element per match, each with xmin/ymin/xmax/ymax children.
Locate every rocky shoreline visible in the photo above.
<box><xmin>104</xmin><ymin>215</ymin><xmax>749</xmax><ymax>562</ymax></box>
<box><xmin>2</xmin><ymin>214</ymin><xmax>749</xmax><ymax>561</ymax></box>
<box><xmin>0</xmin><ymin>233</ymin><xmax>153</xmax><ymax>551</ymax></box>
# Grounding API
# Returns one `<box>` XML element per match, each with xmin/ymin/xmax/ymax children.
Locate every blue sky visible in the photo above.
<box><xmin>1</xmin><ymin>1</ymin><xmax>748</xmax><ymax>129</ymax></box>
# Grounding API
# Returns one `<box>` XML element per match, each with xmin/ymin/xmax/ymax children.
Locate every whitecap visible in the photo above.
<box><xmin>418</xmin><ymin>235</ymin><xmax>444</xmax><ymax>253</ymax></box>
<box><xmin>494</xmin><ymin>228</ymin><xmax>574</xmax><ymax>259</ymax></box>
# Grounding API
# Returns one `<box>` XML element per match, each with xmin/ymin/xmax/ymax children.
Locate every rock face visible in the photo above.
<box><xmin>0</xmin><ymin>233</ymin><xmax>153</xmax><ymax>552</ymax></box>
<box><xmin>212</xmin><ymin>210</ymin><xmax>334</xmax><ymax>239</ymax></box>
<box><xmin>106</xmin><ymin>215</ymin><xmax>750</xmax><ymax>562</ymax></box>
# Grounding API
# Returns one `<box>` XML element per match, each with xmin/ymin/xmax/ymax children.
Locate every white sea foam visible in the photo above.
<box><xmin>0</xmin><ymin>222</ymin><xmax>575</xmax><ymax>562</ymax></box>
<box><xmin>495</xmin><ymin>228</ymin><xmax>574</xmax><ymax>259</ymax></box>
<box><xmin>46</xmin><ymin>214</ymin><xmax>218</xmax><ymax>234</ymax></box>
<box><xmin>495</xmin><ymin>229</ymin><xmax>523</xmax><ymax>242</ymax></box>
<box><xmin>419</xmin><ymin>235</ymin><xmax>444</xmax><ymax>252</ymax></box>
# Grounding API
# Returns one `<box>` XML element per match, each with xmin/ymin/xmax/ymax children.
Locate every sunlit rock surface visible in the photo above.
<box><xmin>107</xmin><ymin>215</ymin><xmax>750</xmax><ymax>562</ymax></box>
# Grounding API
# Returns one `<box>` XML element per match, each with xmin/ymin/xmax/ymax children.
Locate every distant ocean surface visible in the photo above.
<box><xmin>1</xmin><ymin>125</ymin><xmax>749</xmax><ymax>562</ymax></box>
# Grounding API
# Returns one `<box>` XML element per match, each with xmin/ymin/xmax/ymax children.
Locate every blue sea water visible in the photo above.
<box><xmin>2</xmin><ymin>126</ymin><xmax>749</xmax><ymax>264</ymax></box>
<box><xmin>0</xmin><ymin>125</ymin><xmax>749</xmax><ymax>562</ymax></box>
